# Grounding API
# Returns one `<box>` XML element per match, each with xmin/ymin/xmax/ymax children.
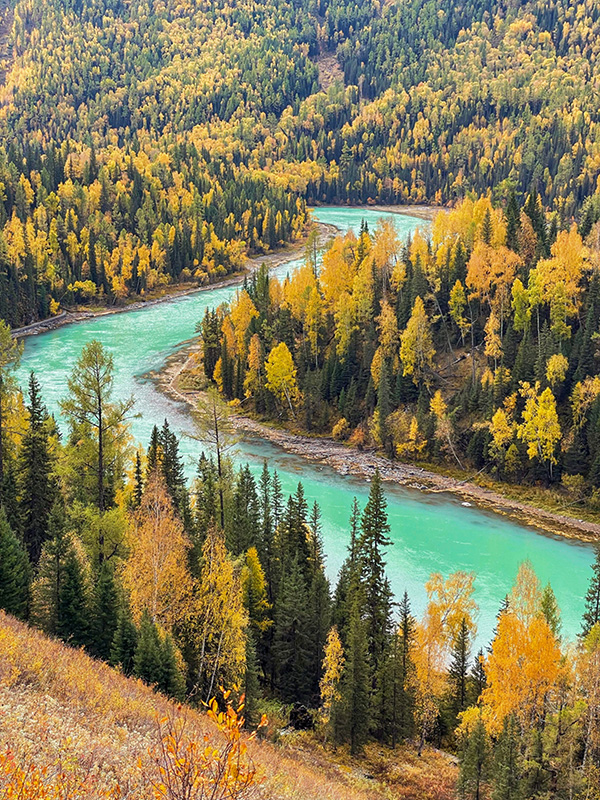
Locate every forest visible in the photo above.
<box><xmin>0</xmin><ymin>329</ymin><xmax>599</xmax><ymax>797</ymax></box>
<box><xmin>201</xmin><ymin>193</ymin><xmax>600</xmax><ymax>505</ymax></box>
<box><xmin>3</xmin><ymin>0</ymin><xmax>600</xmax><ymax>324</ymax></box>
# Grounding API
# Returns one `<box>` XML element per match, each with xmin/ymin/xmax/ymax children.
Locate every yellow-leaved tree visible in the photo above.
<box><xmin>265</xmin><ymin>341</ymin><xmax>299</xmax><ymax>416</ymax></box>
<box><xmin>477</xmin><ymin>562</ymin><xmax>563</xmax><ymax>734</ymax></box>
<box><xmin>517</xmin><ymin>383</ymin><xmax>561</xmax><ymax>478</ymax></box>
<box><xmin>400</xmin><ymin>296</ymin><xmax>435</xmax><ymax>386</ymax></box>
<box><xmin>188</xmin><ymin>527</ymin><xmax>247</xmax><ymax>702</ymax></box>
<box><xmin>122</xmin><ymin>471</ymin><xmax>193</xmax><ymax>630</ymax></box>
<box><xmin>412</xmin><ymin>571</ymin><xmax>477</xmax><ymax>754</ymax></box>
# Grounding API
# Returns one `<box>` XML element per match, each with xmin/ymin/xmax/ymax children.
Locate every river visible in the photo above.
<box><xmin>15</xmin><ymin>206</ymin><xmax>594</xmax><ymax>646</ymax></box>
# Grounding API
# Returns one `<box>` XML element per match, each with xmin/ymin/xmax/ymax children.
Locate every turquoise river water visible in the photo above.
<box><xmin>15</xmin><ymin>206</ymin><xmax>594</xmax><ymax>646</ymax></box>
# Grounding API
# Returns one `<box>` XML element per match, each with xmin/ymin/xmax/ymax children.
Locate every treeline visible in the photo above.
<box><xmin>203</xmin><ymin>193</ymin><xmax>600</xmax><ymax>505</ymax></box>
<box><xmin>1</xmin><ymin>331</ymin><xmax>600</xmax><ymax>798</ymax></box>
<box><xmin>0</xmin><ymin>139</ymin><xmax>307</xmax><ymax>328</ymax></box>
<box><xmin>4</xmin><ymin>0</ymin><xmax>600</xmax><ymax>328</ymax></box>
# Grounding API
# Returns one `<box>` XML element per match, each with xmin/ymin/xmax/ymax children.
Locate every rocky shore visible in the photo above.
<box><xmin>12</xmin><ymin>221</ymin><xmax>339</xmax><ymax>339</ymax></box>
<box><xmin>154</xmin><ymin>343</ymin><xmax>600</xmax><ymax>545</ymax></box>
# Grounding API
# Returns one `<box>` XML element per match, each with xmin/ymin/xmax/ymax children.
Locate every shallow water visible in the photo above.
<box><xmin>16</xmin><ymin>206</ymin><xmax>594</xmax><ymax>645</ymax></box>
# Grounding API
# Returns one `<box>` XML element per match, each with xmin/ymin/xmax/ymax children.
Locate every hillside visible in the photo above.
<box><xmin>0</xmin><ymin>610</ymin><xmax>457</xmax><ymax>799</ymax></box>
<box><xmin>2</xmin><ymin>0</ymin><xmax>600</xmax><ymax>325</ymax></box>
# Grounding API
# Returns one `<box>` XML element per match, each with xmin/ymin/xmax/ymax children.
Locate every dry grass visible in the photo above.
<box><xmin>0</xmin><ymin>613</ymin><xmax>455</xmax><ymax>799</ymax></box>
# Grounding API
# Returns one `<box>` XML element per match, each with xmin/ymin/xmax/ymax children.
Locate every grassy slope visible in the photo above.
<box><xmin>0</xmin><ymin>612</ymin><xmax>457</xmax><ymax>799</ymax></box>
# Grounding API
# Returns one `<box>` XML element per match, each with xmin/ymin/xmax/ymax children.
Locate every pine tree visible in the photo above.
<box><xmin>273</xmin><ymin>558</ymin><xmax>312</xmax><ymax>705</ymax></box>
<box><xmin>358</xmin><ymin>470</ymin><xmax>393</xmax><ymax>681</ymax></box>
<box><xmin>458</xmin><ymin>715</ymin><xmax>490</xmax><ymax>800</ymax></box>
<box><xmin>582</xmin><ymin>546</ymin><xmax>600</xmax><ymax>637</ymax></box>
<box><xmin>492</xmin><ymin>715</ymin><xmax>523</xmax><ymax>800</ymax></box>
<box><xmin>308</xmin><ymin>568</ymin><xmax>332</xmax><ymax>701</ymax></box>
<box><xmin>132</xmin><ymin>450</ymin><xmax>144</xmax><ymax>507</ymax></box>
<box><xmin>340</xmin><ymin>599</ymin><xmax>370</xmax><ymax>754</ymax></box>
<box><xmin>18</xmin><ymin>372</ymin><xmax>55</xmax><ymax>564</ymax></box>
<box><xmin>257</xmin><ymin>462</ymin><xmax>274</xmax><ymax>601</ymax></box>
<box><xmin>449</xmin><ymin>617</ymin><xmax>472</xmax><ymax>720</ymax></box>
<box><xmin>89</xmin><ymin>561</ymin><xmax>120</xmax><ymax>660</ymax></box>
<box><xmin>147</xmin><ymin>425</ymin><xmax>161</xmax><ymax>475</ymax></box>
<box><xmin>540</xmin><ymin>583</ymin><xmax>562</xmax><ymax>640</ymax></box>
<box><xmin>469</xmin><ymin>649</ymin><xmax>487</xmax><ymax>704</ymax></box>
<box><xmin>111</xmin><ymin>605</ymin><xmax>138</xmax><ymax>675</ymax></box>
<box><xmin>243</xmin><ymin>631</ymin><xmax>261</xmax><ymax>729</ymax></box>
<box><xmin>134</xmin><ymin>609</ymin><xmax>164</xmax><ymax>687</ymax></box>
<box><xmin>228</xmin><ymin>464</ymin><xmax>260</xmax><ymax>555</ymax></box>
<box><xmin>0</xmin><ymin>509</ymin><xmax>30</xmax><ymax>618</ymax></box>
<box><xmin>160</xmin><ymin>633</ymin><xmax>186</xmax><ymax>700</ymax></box>
<box><xmin>57</xmin><ymin>546</ymin><xmax>89</xmax><ymax>648</ymax></box>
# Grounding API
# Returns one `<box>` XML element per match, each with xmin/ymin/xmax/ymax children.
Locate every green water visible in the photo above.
<box><xmin>15</xmin><ymin>206</ymin><xmax>594</xmax><ymax>645</ymax></box>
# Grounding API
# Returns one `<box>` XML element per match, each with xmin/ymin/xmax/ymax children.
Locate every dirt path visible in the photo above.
<box><xmin>153</xmin><ymin>343</ymin><xmax>600</xmax><ymax>545</ymax></box>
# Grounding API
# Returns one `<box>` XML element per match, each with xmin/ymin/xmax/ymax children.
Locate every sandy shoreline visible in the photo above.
<box><xmin>153</xmin><ymin>342</ymin><xmax>600</xmax><ymax>545</ymax></box>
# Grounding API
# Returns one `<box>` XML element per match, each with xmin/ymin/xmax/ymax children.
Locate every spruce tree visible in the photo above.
<box><xmin>449</xmin><ymin>617</ymin><xmax>471</xmax><ymax>720</ymax></box>
<box><xmin>358</xmin><ymin>470</ymin><xmax>393</xmax><ymax>681</ymax></box>
<box><xmin>132</xmin><ymin>450</ymin><xmax>144</xmax><ymax>507</ymax></box>
<box><xmin>458</xmin><ymin>715</ymin><xmax>490</xmax><ymax>800</ymax></box>
<box><xmin>340</xmin><ymin>598</ymin><xmax>370</xmax><ymax>755</ymax></box>
<box><xmin>469</xmin><ymin>649</ymin><xmax>487</xmax><ymax>705</ymax></box>
<box><xmin>540</xmin><ymin>583</ymin><xmax>562</xmax><ymax>640</ymax></box>
<box><xmin>19</xmin><ymin>372</ymin><xmax>55</xmax><ymax>564</ymax></box>
<box><xmin>0</xmin><ymin>509</ymin><xmax>30</xmax><ymax>618</ymax></box>
<box><xmin>257</xmin><ymin>462</ymin><xmax>274</xmax><ymax>600</ymax></box>
<box><xmin>243</xmin><ymin>631</ymin><xmax>261</xmax><ymax>729</ymax></box>
<box><xmin>111</xmin><ymin>605</ymin><xmax>138</xmax><ymax>675</ymax></box>
<box><xmin>273</xmin><ymin>558</ymin><xmax>312</xmax><ymax>705</ymax></box>
<box><xmin>228</xmin><ymin>464</ymin><xmax>260</xmax><ymax>555</ymax></box>
<box><xmin>134</xmin><ymin>609</ymin><xmax>164</xmax><ymax>687</ymax></box>
<box><xmin>90</xmin><ymin>561</ymin><xmax>120</xmax><ymax>660</ymax></box>
<box><xmin>582</xmin><ymin>546</ymin><xmax>600</xmax><ymax>637</ymax></box>
<box><xmin>160</xmin><ymin>633</ymin><xmax>186</xmax><ymax>699</ymax></box>
<box><xmin>57</xmin><ymin>547</ymin><xmax>89</xmax><ymax>648</ymax></box>
<box><xmin>308</xmin><ymin>568</ymin><xmax>332</xmax><ymax>702</ymax></box>
<box><xmin>492</xmin><ymin>715</ymin><xmax>523</xmax><ymax>800</ymax></box>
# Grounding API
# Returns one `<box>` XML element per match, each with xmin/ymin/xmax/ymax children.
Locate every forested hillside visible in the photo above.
<box><xmin>1</xmin><ymin>328</ymin><xmax>600</xmax><ymax>798</ymax></box>
<box><xmin>2</xmin><ymin>0</ymin><xmax>600</xmax><ymax>325</ymax></box>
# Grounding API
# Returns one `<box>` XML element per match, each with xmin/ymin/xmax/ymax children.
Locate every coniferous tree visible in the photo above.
<box><xmin>132</xmin><ymin>450</ymin><xmax>144</xmax><ymax>507</ymax></box>
<box><xmin>492</xmin><ymin>715</ymin><xmax>523</xmax><ymax>800</ymax></box>
<box><xmin>160</xmin><ymin>633</ymin><xmax>186</xmax><ymax>700</ymax></box>
<box><xmin>134</xmin><ymin>609</ymin><xmax>164</xmax><ymax>687</ymax></box>
<box><xmin>243</xmin><ymin>631</ymin><xmax>261</xmax><ymax>729</ymax></box>
<box><xmin>111</xmin><ymin>605</ymin><xmax>138</xmax><ymax>675</ymax></box>
<box><xmin>358</xmin><ymin>470</ymin><xmax>393</xmax><ymax>681</ymax></box>
<box><xmin>540</xmin><ymin>583</ymin><xmax>562</xmax><ymax>640</ymax></box>
<box><xmin>57</xmin><ymin>546</ymin><xmax>89</xmax><ymax>648</ymax></box>
<box><xmin>273</xmin><ymin>558</ymin><xmax>312</xmax><ymax>705</ymax></box>
<box><xmin>18</xmin><ymin>372</ymin><xmax>55</xmax><ymax>564</ymax></box>
<box><xmin>582</xmin><ymin>546</ymin><xmax>600</xmax><ymax>637</ymax></box>
<box><xmin>458</xmin><ymin>715</ymin><xmax>490</xmax><ymax>800</ymax></box>
<box><xmin>89</xmin><ymin>560</ymin><xmax>120</xmax><ymax>660</ymax></box>
<box><xmin>0</xmin><ymin>509</ymin><xmax>30</xmax><ymax>618</ymax></box>
<box><xmin>339</xmin><ymin>598</ymin><xmax>370</xmax><ymax>754</ymax></box>
<box><xmin>449</xmin><ymin>617</ymin><xmax>471</xmax><ymax>720</ymax></box>
<box><xmin>469</xmin><ymin>649</ymin><xmax>487</xmax><ymax>704</ymax></box>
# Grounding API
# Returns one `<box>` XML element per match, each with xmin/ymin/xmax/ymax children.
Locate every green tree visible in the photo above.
<box><xmin>0</xmin><ymin>508</ymin><xmax>29</xmax><ymax>618</ymax></box>
<box><xmin>273</xmin><ymin>558</ymin><xmax>311</xmax><ymax>705</ymax></box>
<box><xmin>0</xmin><ymin>321</ymin><xmax>23</xmax><ymax>504</ymax></box>
<box><xmin>492</xmin><ymin>714</ymin><xmax>523</xmax><ymax>800</ymax></box>
<box><xmin>449</xmin><ymin>617</ymin><xmax>472</xmax><ymax>721</ymax></box>
<box><xmin>358</xmin><ymin>470</ymin><xmax>393</xmax><ymax>681</ymax></box>
<box><xmin>89</xmin><ymin>560</ymin><xmax>120</xmax><ymax>661</ymax></box>
<box><xmin>57</xmin><ymin>545</ymin><xmax>90</xmax><ymax>648</ymax></box>
<box><xmin>458</xmin><ymin>714</ymin><xmax>490</xmax><ymax>800</ymax></box>
<box><xmin>60</xmin><ymin>340</ymin><xmax>135</xmax><ymax>522</ymax></box>
<box><xmin>19</xmin><ymin>372</ymin><xmax>55</xmax><ymax>564</ymax></box>
<box><xmin>111</xmin><ymin>605</ymin><xmax>138</xmax><ymax>676</ymax></box>
<box><xmin>582</xmin><ymin>547</ymin><xmax>600</xmax><ymax>638</ymax></box>
<box><xmin>340</xmin><ymin>599</ymin><xmax>370</xmax><ymax>755</ymax></box>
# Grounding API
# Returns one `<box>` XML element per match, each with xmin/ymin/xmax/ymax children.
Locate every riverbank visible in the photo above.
<box><xmin>11</xmin><ymin>221</ymin><xmax>339</xmax><ymax>339</ymax></box>
<box><xmin>154</xmin><ymin>343</ymin><xmax>600</xmax><ymax>545</ymax></box>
